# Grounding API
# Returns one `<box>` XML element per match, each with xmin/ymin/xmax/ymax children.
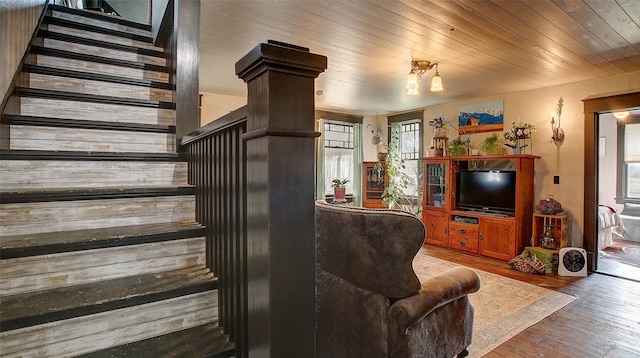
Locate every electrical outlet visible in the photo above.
<box><xmin>554</xmin><ymin>176</ymin><xmax>560</xmax><ymax>184</ymax></box>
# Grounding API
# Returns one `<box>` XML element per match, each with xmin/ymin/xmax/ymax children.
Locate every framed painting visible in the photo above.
<box><xmin>458</xmin><ymin>99</ymin><xmax>504</xmax><ymax>134</ymax></box>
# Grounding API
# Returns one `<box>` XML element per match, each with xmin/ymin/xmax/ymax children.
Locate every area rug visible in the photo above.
<box><xmin>412</xmin><ymin>252</ymin><xmax>576</xmax><ymax>357</ymax></box>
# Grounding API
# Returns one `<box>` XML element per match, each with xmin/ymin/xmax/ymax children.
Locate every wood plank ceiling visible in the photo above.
<box><xmin>199</xmin><ymin>0</ymin><xmax>640</xmax><ymax>115</ymax></box>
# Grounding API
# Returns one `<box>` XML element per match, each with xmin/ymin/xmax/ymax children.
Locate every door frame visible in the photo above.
<box><xmin>583</xmin><ymin>92</ymin><xmax>640</xmax><ymax>272</ymax></box>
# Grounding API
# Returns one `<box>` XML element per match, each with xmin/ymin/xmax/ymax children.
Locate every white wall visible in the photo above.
<box><xmin>107</xmin><ymin>0</ymin><xmax>149</xmax><ymax>24</ymax></box>
<box><xmin>199</xmin><ymin>92</ymin><xmax>246</xmax><ymax>126</ymax></box>
<box><xmin>362</xmin><ymin>114</ymin><xmax>387</xmax><ymax>162</ymax></box>
<box><xmin>373</xmin><ymin>71</ymin><xmax>640</xmax><ymax>248</ymax></box>
<box><xmin>0</xmin><ymin>0</ymin><xmax>47</xmax><ymax>102</ymax></box>
<box><xmin>598</xmin><ymin>114</ymin><xmax>622</xmax><ymax>212</ymax></box>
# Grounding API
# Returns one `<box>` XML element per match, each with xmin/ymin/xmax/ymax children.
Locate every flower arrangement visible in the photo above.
<box><xmin>504</xmin><ymin>122</ymin><xmax>536</xmax><ymax>141</ymax></box>
<box><xmin>429</xmin><ymin>115</ymin><xmax>449</xmax><ymax>138</ymax></box>
<box><xmin>504</xmin><ymin>122</ymin><xmax>536</xmax><ymax>153</ymax></box>
<box><xmin>428</xmin><ymin>116</ymin><xmax>446</xmax><ymax>129</ymax></box>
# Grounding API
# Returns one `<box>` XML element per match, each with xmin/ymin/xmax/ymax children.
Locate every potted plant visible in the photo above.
<box><xmin>331</xmin><ymin>178</ymin><xmax>349</xmax><ymax>201</ymax></box>
<box><xmin>449</xmin><ymin>136</ymin><xmax>467</xmax><ymax>156</ymax></box>
<box><xmin>481</xmin><ymin>133</ymin><xmax>501</xmax><ymax>155</ymax></box>
<box><xmin>429</xmin><ymin>116</ymin><xmax>448</xmax><ymax>138</ymax></box>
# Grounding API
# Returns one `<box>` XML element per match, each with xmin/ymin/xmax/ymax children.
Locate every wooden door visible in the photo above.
<box><xmin>479</xmin><ymin>217</ymin><xmax>516</xmax><ymax>260</ymax></box>
<box><xmin>423</xmin><ymin>210</ymin><xmax>448</xmax><ymax>247</ymax></box>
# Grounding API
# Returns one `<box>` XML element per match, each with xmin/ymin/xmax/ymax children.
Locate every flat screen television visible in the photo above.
<box><xmin>456</xmin><ymin>170</ymin><xmax>516</xmax><ymax>216</ymax></box>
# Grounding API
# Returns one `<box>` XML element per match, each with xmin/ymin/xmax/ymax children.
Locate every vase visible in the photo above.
<box><xmin>539</xmin><ymin>225</ymin><xmax>558</xmax><ymax>250</ymax></box>
<box><xmin>434</xmin><ymin>127</ymin><xmax>447</xmax><ymax>138</ymax></box>
<box><xmin>334</xmin><ymin>187</ymin><xmax>346</xmax><ymax>201</ymax></box>
<box><xmin>377</xmin><ymin>152</ymin><xmax>388</xmax><ymax>162</ymax></box>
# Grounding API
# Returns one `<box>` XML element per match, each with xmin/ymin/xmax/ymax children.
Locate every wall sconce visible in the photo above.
<box><xmin>551</xmin><ymin>97</ymin><xmax>565</xmax><ymax>143</ymax></box>
<box><xmin>613</xmin><ymin>111</ymin><xmax>629</xmax><ymax>120</ymax></box>
<box><xmin>406</xmin><ymin>60</ymin><xmax>443</xmax><ymax>95</ymax></box>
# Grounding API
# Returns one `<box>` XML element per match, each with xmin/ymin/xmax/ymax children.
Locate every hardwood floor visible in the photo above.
<box><xmin>422</xmin><ymin>245</ymin><xmax>640</xmax><ymax>358</ymax></box>
<box><xmin>596</xmin><ymin>239</ymin><xmax>640</xmax><ymax>282</ymax></box>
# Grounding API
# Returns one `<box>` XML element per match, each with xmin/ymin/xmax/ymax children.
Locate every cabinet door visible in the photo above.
<box><xmin>479</xmin><ymin>217</ymin><xmax>516</xmax><ymax>260</ymax></box>
<box><xmin>362</xmin><ymin>162</ymin><xmax>386</xmax><ymax>208</ymax></box>
<box><xmin>423</xmin><ymin>159</ymin><xmax>448</xmax><ymax>211</ymax></box>
<box><xmin>422</xmin><ymin>210</ymin><xmax>448</xmax><ymax>247</ymax></box>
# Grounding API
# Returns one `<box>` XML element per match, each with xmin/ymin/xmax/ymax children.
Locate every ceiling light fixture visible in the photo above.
<box><xmin>406</xmin><ymin>60</ymin><xmax>443</xmax><ymax>95</ymax></box>
<box><xmin>613</xmin><ymin>110</ymin><xmax>629</xmax><ymax>119</ymax></box>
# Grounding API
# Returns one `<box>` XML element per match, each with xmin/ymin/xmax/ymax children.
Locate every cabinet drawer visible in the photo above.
<box><xmin>448</xmin><ymin>222</ymin><xmax>479</xmax><ymax>253</ymax></box>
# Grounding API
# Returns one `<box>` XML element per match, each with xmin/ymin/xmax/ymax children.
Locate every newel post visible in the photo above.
<box><xmin>235</xmin><ymin>41</ymin><xmax>327</xmax><ymax>357</ymax></box>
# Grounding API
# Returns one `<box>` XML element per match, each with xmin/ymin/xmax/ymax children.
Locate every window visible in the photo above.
<box><xmin>398</xmin><ymin>120</ymin><xmax>422</xmax><ymax>198</ymax></box>
<box><xmin>620</xmin><ymin>120</ymin><xmax>640</xmax><ymax>200</ymax></box>
<box><xmin>400</xmin><ymin>120</ymin><xmax>421</xmax><ymax>160</ymax></box>
<box><xmin>324</xmin><ymin>120</ymin><xmax>354</xmax><ymax>195</ymax></box>
<box><xmin>388</xmin><ymin>110</ymin><xmax>424</xmax><ymax>205</ymax></box>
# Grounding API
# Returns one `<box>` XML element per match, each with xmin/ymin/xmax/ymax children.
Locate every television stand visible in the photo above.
<box><xmin>422</xmin><ymin>155</ymin><xmax>539</xmax><ymax>261</ymax></box>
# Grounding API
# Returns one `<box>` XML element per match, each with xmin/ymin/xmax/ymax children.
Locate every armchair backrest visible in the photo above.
<box><xmin>315</xmin><ymin>201</ymin><xmax>426</xmax><ymax>299</ymax></box>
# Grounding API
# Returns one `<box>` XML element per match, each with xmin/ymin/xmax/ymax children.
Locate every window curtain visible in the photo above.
<box><xmin>352</xmin><ymin>123</ymin><xmax>364</xmax><ymax>206</ymax></box>
<box><xmin>316</xmin><ymin>118</ymin><xmax>326</xmax><ymax>200</ymax></box>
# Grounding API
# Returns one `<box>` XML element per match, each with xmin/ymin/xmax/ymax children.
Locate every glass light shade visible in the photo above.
<box><xmin>613</xmin><ymin>111</ymin><xmax>629</xmax><ymax>119</ymax></box>
<box><xmin>407</xmin><ymin>87</ymin><xmax>419</xmax><ymax>96</ymax></box>
<box><xmin>430</xmin><ymin>72</ymin><xmax>443</xmax><ymax>91</ymax></box>
<box><xmin>406</xmin><ymin>72</ymin><xmax>419</xmax><ymax>95</ymax></box>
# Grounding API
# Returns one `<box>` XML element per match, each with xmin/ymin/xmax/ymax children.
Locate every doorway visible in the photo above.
<box><xmin>596</xmin><ymin>111</ymin><xmax>640</xmax><ymax>282</ymax></box>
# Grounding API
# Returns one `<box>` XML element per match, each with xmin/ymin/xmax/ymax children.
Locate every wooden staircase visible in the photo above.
<box><xmin>0</xmin><ymin>5</ymin><xmax>233</xmax><ymax>357</ymax></box>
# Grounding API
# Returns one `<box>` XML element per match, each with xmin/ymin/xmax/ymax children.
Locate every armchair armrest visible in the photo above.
<box><xmin>388</xmin><ymin>267</ymin><xmax>481</xmax><ymax>329</ymax></box>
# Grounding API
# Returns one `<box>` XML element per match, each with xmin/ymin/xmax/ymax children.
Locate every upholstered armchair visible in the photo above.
<box><xmin>315</xmin><ymin>201</ymin><xmax>481</xmax><ymax>358</ymax></box>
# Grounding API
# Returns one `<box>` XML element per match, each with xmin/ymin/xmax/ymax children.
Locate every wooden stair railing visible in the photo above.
<box><xmin>181</xmin><ymin>40</ymin><xmax>327</xmax><ymax>357</ymax></box>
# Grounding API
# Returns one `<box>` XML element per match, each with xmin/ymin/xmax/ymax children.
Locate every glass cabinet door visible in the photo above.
<box><xmin>423</xmin><ymin>160</ymin><xmax>447</xmax><ymax>210</ymax></box>
<box><xmin>363</xmin><ymin>162</ymin><xmax>387</xmax><ymax>208</ymax></box>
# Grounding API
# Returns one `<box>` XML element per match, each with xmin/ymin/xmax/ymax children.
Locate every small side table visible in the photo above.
<box><xmin>531</xmin><ymin>213</ymin><xmax>568</xmax><ymax>248</ymax></box>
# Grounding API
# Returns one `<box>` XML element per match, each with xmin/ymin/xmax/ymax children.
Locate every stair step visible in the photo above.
<box><xmin>39</xmin><ymin>27</ymin><xmax>164</xmax><ymax>60</ymax></box>
<box><xmin>6</xmin><ymin>96</ymin><xmax>174</xmax><ymax>125</ymax></box>
<box><xmin>79</xmin><ymin>323</ymin><xmax>235</xmax><ymax>358</ymax></box>
<box><xmin>45</xmin><ymin>20</ymin><xmax>162</xmax><ymax>52</ymax></box>
<box><xmin>4</xmin><ymin>114</ymin><xmax>175</xmax><ymax>133</ymax></box>
<box><xmin>9</xmin><ymin>124</ymin><xmax>174</xmax><ymax>153</ymax></box>
<box><xmin>1</xmin><ymin>221</ymin><xmax>204</xmax><ymax>259</ymax></box>
<box><xmin>0</xmin><ymin>159</ymin><xmax>188</xmax><ymax>190</ymax></box>
<box><xmin>0</xmin><ymin>266</ymin><xmax>217</xmax><ymax>332</ymax></box>
<box><xmin>14</xmin><ymin>87</ymin><xmax>173</xmax><ymax>109</ymax></box>
<box><xmin>1</xmin><ymin>236</ymin><xmax>205</xmax><ymax>296</ymax></box>
<box><xmin>23</xmin><ymin>65</ymin><xmax>173</xmax><ymax>91</ymax></box>
<box><xmin>42</xmin><ymin>36</ymin><xmax>166</xmax><ymax>67</ymax></box>
<box><xmin>19</xmin><ymin>71</ymin><xmax>172</xmax><ymax>103</ymax></box>
<box><xmin>0</xmin><ymin>149</ymin><xmax>184</xmax><ymax>161</ymax></box>
<box><xmin>0</xmin><ymin>186</ymin><xmax>194</xmax><ymax>204</ymax></box>
<box><xmin>50</xmin><ymin>4</ymin><xmax>152</xmax><ymax>37</ymax></box>
<box><xmin>1</xmin><ymin>290</ymin><xmax>218</xmax><ymax>357</ymax></box>
<box><xmin>1</xmin><ymin>195</ymin><xmax>196</xmax><ymax>236</ymax></box>
<box><xmin>31</xmin><ymin>46</ymin><xmax>168</xmax><ymax>74</ymax></box>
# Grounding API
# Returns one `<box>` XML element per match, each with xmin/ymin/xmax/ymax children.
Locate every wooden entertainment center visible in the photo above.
<box><xmin>422</xmin><ymin>154</ymin><xmax>539</xmax><ymax>261</ymax></box>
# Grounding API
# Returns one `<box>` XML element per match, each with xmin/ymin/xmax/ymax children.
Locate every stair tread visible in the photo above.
<box><xmin>14</xmin><ymin>87</ymin><xmax>173</xmax><ymax>109</ymax></box>
<box><xmin>1</xmin><ymin>221</ymin><xmax>205</xmax><ymax>258</ymax></box>
<box><xmin>4</xmin><ymin>114</ymin><xmax>176</xmax><ymax>133</ymax></box>
<box><xmin>23</xmin><ymin>64</ymin><xmax>173</xmax><ymax>90</ymax></box>
<box><xmin>32</xmin><ymin>46</ymin><xmax>169</xmax><ymax>73</ymax></box>
<box><xmin>0</xmin><ymin>149</ymin><xmax>185</xmax><ymax>161</ymax></box>
<box><xmin>50</xmin><ymin>4</ymin><xmax>151</xmax><ymax>32</ymax></box>
<box><xmin>40</xmin><ymin>27</ymin><xmax>163</xmax><ymax>58</ymax></box>
<box><xmin>0</xmin><ymin>185</ymin><xmax>195</xmax><ymax>204</ymax></box>
<box><xmin>79</xmin><ymin>323</ymin><xmax>235</xmax><ymax>358</ymax></box>
<box><xmin>0</xmin><ymin>266</ymin><xmax>217</xmax><ymax>332</ymax></box>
